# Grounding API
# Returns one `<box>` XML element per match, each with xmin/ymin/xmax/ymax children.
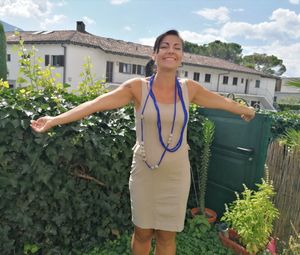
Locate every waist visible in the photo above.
<box><xmin>132</xmin><ymin>141</ymin><xmax>190</xmax><ymax>164</ymax></box>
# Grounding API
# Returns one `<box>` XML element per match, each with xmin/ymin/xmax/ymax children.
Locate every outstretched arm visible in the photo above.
<box><xmin>187</xmin><ymin>80</ymin><xmax>255</xmax><ymax>121</ymax></box>
<box><xmin>31</xmin><ymin>79</ymin><xmax>137</xmax><ymax>133</ymax></box>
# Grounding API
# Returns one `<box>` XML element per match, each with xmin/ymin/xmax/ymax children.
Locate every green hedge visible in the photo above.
<box><xmin>278</xmin><ymin>103</ymin><xmax>300</xmax><ymax>111</ymax></box>
<box><xmin>85</xmin><ymin>216</ymin><xmax>234</xmax><ymax>255</ymax></box>
<box><xmin>267</xmin><ymin>111</ymin><xmax>300</xmax><ymax>139</ymax></box>
<box><xmin>0</xmin><ymin>86</ymin><xmax>206</xmax><ymax>254</ymax></box>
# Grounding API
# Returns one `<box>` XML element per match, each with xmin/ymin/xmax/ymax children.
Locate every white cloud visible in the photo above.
<box><xmin>56</xmin><ymin>0</ymin><xmax>67</xmax><ymax>7</ymax></box>
<box><xmin>180</xmin><ymin>30</ymin><xmax>226</xmax><ymax>44</ymax></box>
<box><xmin>82</xmin><ymin>16</ymin><xmax>95</xmax><ymax>25</ymax></box>
<box><xmin>139</xmin><ymin>37</ymin><xmax>155</xmax><ymax>46</ymax></box>
<box><xmin>233</xmin><ymin>8</ymin><xmax>244</xmax><ymax>12</ymax></box>
<box><xmin>191</xmin><ymin>8</ymin><xmax>300</xmax><ymax>76</ymax></box>
<box><xmin>110</xmin><ymin>0</ymin><xmax>130</xmax><ymax>5</ymax></box>
<box><xmin>0</xmin><ymin>0</ymin><xmax>68</xmax><ymax>30</ymax></box>
<box><xmin>40</xmin><ymin>14</ymin><xmax>66</xmax><ymax>29</ymax></box>
<box><xmin>124</xmin><ymin>25</ymin><xmax>132</xmax><ymax>31</ymax></box>
<box><xmin>220</xmin><ymin>8</ymin><xmax>300</xmax><ymax>41</ymax></box>
<box><xmin>0</xmin><ymin>0</ymin><xmax>53</xmax><ymax>18</ymax></box>
<box><xmin>289</xmin><ymin>0</ymin><xmax>300</xmax><ymax>4</ymax></box>
<box><xmin>195</xmin><ymin>7</ymin><xmax>230</xmax><ymax>23</ymax></box>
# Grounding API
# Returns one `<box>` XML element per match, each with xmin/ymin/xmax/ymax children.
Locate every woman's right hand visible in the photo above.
<box><xmin>30</xmin><ymin>116</ymin><xmax>56</xmax><ymax>133</ymax></box>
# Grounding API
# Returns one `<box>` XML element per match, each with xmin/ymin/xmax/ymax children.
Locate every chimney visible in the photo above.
<box><xmin>76</xmin><ymin>21</ymin><xmax>86</xmax><ymax>33</ymax></box>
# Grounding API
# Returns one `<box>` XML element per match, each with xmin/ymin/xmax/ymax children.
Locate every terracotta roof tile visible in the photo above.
<box><xmin>6</xmin><ymin>30</ymin><xmax>274</xmax><ymax>77</ymax></box>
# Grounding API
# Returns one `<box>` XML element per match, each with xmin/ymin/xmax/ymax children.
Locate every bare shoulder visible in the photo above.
<box><xmin>119</xmin><ymin>77</ymin><xmax>144</xmax><ymax>103</ymax></box>
<box><xmin>184</xmin><ymin>79</ymin><xmax>210</xmax><ymax>102</ymax></box>
<box><xmin>185</xmin><ymin>79</ymin><xmax>202</xmax><ymax>87</ymax></box>
<box><xmin>185</xmin><ymin>78</ymin><xmax>202</xmax><ymax>92</ymax></box>
<box><xmin>120</xmin><ymin>77</ymin><xmax>141</xmax><ymax>89</ymax></box>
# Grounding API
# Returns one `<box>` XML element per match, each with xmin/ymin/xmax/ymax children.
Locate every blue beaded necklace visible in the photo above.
<box><xmin>140</xmin><ymin>75</ymin><xmax>188</xmax><ymax>169</ymax></box>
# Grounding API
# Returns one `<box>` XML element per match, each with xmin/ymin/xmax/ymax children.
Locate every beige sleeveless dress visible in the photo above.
<box><xmin>129</xmin><ymin>78</ymin><xmax>190</xmax><ymax>232</ymax></box>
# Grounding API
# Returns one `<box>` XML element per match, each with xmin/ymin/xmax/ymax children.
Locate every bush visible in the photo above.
<box><xmin>264</xmin><ymin>111</ymin><xmax>300</xmax><ymax>139</ymax></box>
<box><xmin>84</xmin><ymin>215</ymin><xmax>234</xmax><ymax>255</ymax></box>
<box><xmin>278</xmin><ymin>103</ymin><xmax>300</xmax><ymax>111</ymax></box>
<box><xmin>0</xmin><ymin>86</ymin><xmax>136</xmax><ymax>254</ymax></box>
<box><xmin>0</xmin><ymin>85</ymin><xmax>210</xmax><ymax>254</ymax></box>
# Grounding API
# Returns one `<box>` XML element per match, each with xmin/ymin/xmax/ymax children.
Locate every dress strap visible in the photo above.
<box><xmin>140</xmin><ymin>78</ymin><xmax>149</xmax><ymax>107</ymax></box>
<box><xmin>179</xmin><ymin>79</ymin><xmax>190</xmax><ymax>106</ymax></box>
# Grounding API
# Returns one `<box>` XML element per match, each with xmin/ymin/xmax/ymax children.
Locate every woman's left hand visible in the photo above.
<box><xmin>240</xmin><ymin>107</ymin><xmax>256</xmax><ymax>122</ymax></box>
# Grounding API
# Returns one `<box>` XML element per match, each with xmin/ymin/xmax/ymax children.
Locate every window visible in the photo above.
<box><xmin>241</xmin><ymin>78</ymin><xmax>244</xmax><ymax>83</ymax></box>
<box><xmin>52</xmin><ymin>55</ymin><xmax>64</xmax><ymax>67</ymax></box>
<box><xmin>45</xmin><ymin>54</ymin><xmax>64</xmax><ymax>67</ymax></box>
<box><xmin>106</xmin><ymin>61</ymin><xmax>113</xmax><ymax>82</ymax></box>
<box><xmin>255</xmin><ymin>80</ymin><xmax>260</xmax><ymax>88</ymax></box>
<box><xmin>232</xmin><ymin>77</ymin><xmax>238</xmax><ymax>85</ymax></box>
<box><xmin>119</xmin><ymin>62</ymin><xmax>145</xmax><ymax>75</ymax></box>
<box><xmin>119</xmin><ymin>62</ymin><xmax>131</xmax><ymax>74</ymax></box>
<box><xmin>45</xmin><ymin>55</ymin><xmax>50</xmax><ymax>66</ymax></box>
<box><xmin>131</xmin><ymin>64</ymin><xmax>145</xmax><ymax>75</ymax></box>
<box><xmin>223</xmin><ymin>76</ymin><xmax>229</xmax><ymax>84</ymax></box>
<box><xmin>136</xmin><ymin>65</ymin><xmax>145</xmax><ymax>75</ymax></box>
<box><xmin>7</xmin><ymin>54</ymin><xmax>11</xmax><ymax>62</ymax></box>
<box><xmin>184</xmin><ymin>71</ymin><xmax>188</xmax><ymax>78</ymax></box>
<box><xmin>205</xmin><ymin>74</ymin><xmax>211</xmax><ymax>83</ymax></box>
<box><xmin>193</xmin><ymin>72</ymin><xmax>200</xmax><ymax>81</ymax></box>
<box><xmin>132</xmin><ymin>64</ymin><xmax>137</xmax><ymax>74</ymax></box>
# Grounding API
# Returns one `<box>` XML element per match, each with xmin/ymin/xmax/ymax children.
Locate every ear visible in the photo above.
<box><xmin>152</xmin><ymin>53</ymin><xmax>157</xmax><ymax>62</ymax></box>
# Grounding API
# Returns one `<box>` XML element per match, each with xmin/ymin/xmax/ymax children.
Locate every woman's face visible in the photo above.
<box><xmin>153</xmin><ymin>35</ymin><xmax>183</xmax><ymax>71</ymax></box>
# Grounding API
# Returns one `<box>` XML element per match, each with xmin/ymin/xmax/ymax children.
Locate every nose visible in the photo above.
<box><xmin>166</xmin><ymin>47</ymin><xmax>175</xmax><ymax>54</ymax></box>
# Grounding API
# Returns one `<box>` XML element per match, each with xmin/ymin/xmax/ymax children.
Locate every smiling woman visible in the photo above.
<box><xmin>31</xmin><ymin>29</ymin><xmax>255</xmax><ymax>255</ymax></box>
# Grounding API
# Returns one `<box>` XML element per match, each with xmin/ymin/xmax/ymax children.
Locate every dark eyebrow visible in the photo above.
<box><xmin>160</xmin><ymin>42</ymin><xmax>181</xmax><ymax>46</ymax></box>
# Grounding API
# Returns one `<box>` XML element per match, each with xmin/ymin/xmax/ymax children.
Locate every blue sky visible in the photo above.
<box><xmin>1</xmin><ymin>0</ymin><xmax>300</xmax><ymax>76</ymax></box>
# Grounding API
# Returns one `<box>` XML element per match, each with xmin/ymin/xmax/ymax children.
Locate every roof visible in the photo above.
<box><xmin>5</xmin><ymin>30</ymin><xmax>275</xmax><ymax>78</ymax></box>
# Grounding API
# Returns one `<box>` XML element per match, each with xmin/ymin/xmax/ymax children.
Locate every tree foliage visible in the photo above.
<box><xmin>242</xmin><ymin>53</ymin><xmax>286</xmax><ymax>76</ymax></box>
<box><xmin>0</xmin><ymin>22</ymin><xmax>8</xmax><ymax>81</ymax></box>
<box><xmin>183</xmin><ymin>40</ymin><xmax>287</xmax><ymax>76</ymax></box>
<box><xmin>184</xmin><ymin>40</ymin><xmax>243</xmax><ymax>64</ymax></box>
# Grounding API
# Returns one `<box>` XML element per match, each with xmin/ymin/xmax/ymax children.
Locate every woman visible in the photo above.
<box><xmin>31</xmin><ymin>30</ymin><xmax>255</xmax><ymax>255</ymax></box>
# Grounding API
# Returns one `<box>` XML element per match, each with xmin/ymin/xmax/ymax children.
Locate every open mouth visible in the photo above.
<box><xmin>163</xmin><ymin>57</ymin><xmax>177</xmax><ymax>61</ymax></box>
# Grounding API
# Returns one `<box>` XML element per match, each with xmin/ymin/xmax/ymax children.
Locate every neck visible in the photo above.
<box><xmin>154</xmin><ymin>70</ymin><xmax>177</xmax><ymax>89</ymax></box>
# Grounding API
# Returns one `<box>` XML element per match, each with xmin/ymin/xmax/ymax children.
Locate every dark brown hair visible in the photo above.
<box><xmin>153</xmin><ymin>30</ymin><xmax>183</xmax><ymax>53</ymax></box>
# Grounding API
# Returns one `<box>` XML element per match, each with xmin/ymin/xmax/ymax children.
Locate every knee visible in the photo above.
<box><xmin>133</xmin><ymin>227</ymin><xmax>154</xmax><ymax>244</ymax></box>
<box><xmin>155</xmin><ymin>230</ymin><xmax>176</xmax><ymax>246</ymax></box>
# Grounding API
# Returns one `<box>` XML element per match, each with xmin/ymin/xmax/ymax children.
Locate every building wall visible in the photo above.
<box><xmin>280</xmin><ymin>77</ymin><xmax>300</xmax><ymax>93</ymax></box>
<box><xmin>65</xmin><ymin>44</ymin><xmax>106</xmax><ymax>89</ymax></box>
<box><xmin>7</xmin><ymin>43</ymin><xmax>65</xmax><ymax>88</ymax></box>
<box><xmin>106</xmin><ymin>54</ymin><xmax>148</xmax><ymax>84</ymax></box>
<box><xmin>6</xmin><ymin>42</ymin><xmax>277</xmax><ymax>109</ymax></box>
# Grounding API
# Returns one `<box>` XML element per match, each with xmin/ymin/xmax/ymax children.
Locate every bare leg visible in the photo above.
<box><xmin>154</xmin><ymin>230</ymin><xmax>176</xmax><ymax>255</ymax></box>
<box><xmin>131</xmin><ymin>225</ymin><xmax>154</xmax><ymax>255</ymax></box>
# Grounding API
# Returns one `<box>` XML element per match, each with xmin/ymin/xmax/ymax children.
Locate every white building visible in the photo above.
<box><xmin>274</xmin><ymin>77</ymin><xmax>300</xmax><ymax>103</ymax></box>
<box><xmin>5</xmin><ymin>21</ymin><xmax>278</xmax><ymax>110</ymax></box>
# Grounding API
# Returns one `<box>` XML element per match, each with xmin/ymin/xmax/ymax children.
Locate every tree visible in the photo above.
<box><xmin>205</xmin><ymin>40</ymin><xmax>243</xmax><ymax>64</ymax></box>
<box><xmin>242</xmin><ymin>53</ymin><xmax>286</xmax><ymax>76</ymax></box>
<box><xmin>183</xmin><ymin>40</ymin><xmax>243</xmax><ymax>64</ymax></box>
<box><xmin>0</xmin><ymin>22</ymin><xmax>8</xmax><ymax>81</ymax></box>
<box><xmin>183</xmin><ymin>41</ymin><xmax>207</xmax><ymax>55</ymax></box>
